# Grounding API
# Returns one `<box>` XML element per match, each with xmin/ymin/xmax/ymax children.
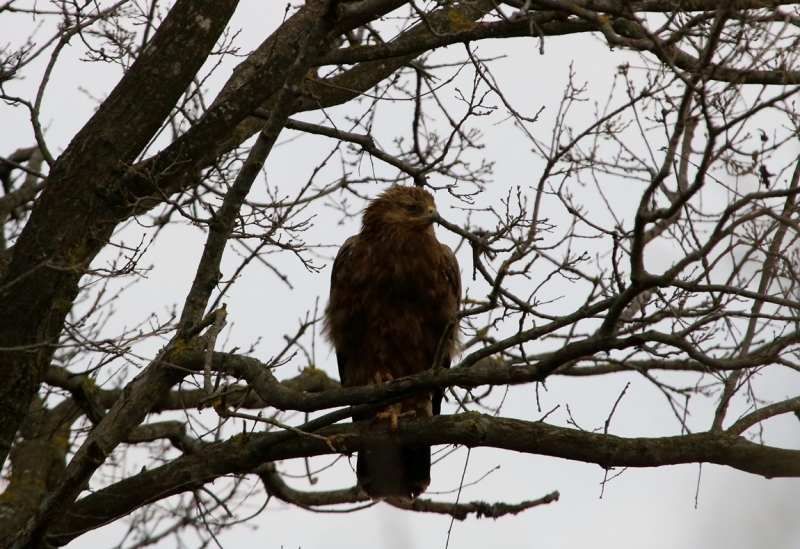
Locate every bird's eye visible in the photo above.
<box><xmin>404</xmin><ymin>204</ymin><xmax>419</xmax><ymax>213</ymax></box>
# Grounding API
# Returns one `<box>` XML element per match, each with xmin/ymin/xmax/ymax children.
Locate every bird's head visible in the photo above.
<box><xmin>362</xmin><ymin>185</ymin><xmax>438</xmax><ymax>232</ymax></box>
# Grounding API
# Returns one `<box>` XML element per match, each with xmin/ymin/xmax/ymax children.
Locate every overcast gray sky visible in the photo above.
<box><xmin>2</xmin><ymin>1</ymin><xmax>800</xmax><ymax>547</ymax></box>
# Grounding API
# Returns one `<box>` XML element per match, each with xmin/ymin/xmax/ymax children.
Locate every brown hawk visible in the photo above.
<box><xmin>323</xmin><ymin>185</ymin><xmax>461</xmax><ymax>500</ymax></box>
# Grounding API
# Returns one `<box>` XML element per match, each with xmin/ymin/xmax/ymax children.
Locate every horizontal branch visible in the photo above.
<box><xmin>316</xmin><ymin>14</ymin><xmax>582</xmax><ymax>67</ymax></box>
<box><xmin>258</xmin><ymin>460</ymin><xmax>559</xmax><ymax>519</ymax></box>
<box><xmin>49</xmin><ymin>413</ymin><xmax>800</xmax><ymax>545</ymax></box>
<box><xmin>389</xmin><ymin>490</ymin><xmax>560</xmax><ymax>520</ymax></box>
<box><xmin>276</xmin><ymin>113</ymin><xmax>425</xmax><ymax>181</ymax></box>
<box><xmin>623</xmin><ymin>0</ymin><xmax>795</xmax><ymax>10</ymax></box>
<box><xmin>124</xmin><ymin>420</ymin><xmax>203</xmax><ymax>454</ymax></box>
<box><xmin>44</xmin><ymin>365</ymin><xmax>341</xmax><ymax>413</ymax></box>
<box><xmin>556</xmin><ymin>359</ymin><xmax>710</xmax><ymax>375</ymax></box>
<box><xmin>504</xmin><ymin>0</ymin><xmax>798</xmax><ymax>12</ymax></box>
<box><xmin>609</xmin><ymin>18</ymin><xmax>800</xmax><ymax>85</ymax></box>
<box><xmin>320</xmin><ymin>0</ymin><xmax>800</xmax><ymax>69</ymax></box>
<box><xmin>726</xmin><ymin>395</ymin><xmax>800</xmax><ymax>435</ymax></box>
<box><xmin>258</xmin><ymin>462</ymin><xmax>367</xmax><ymax>508</ymax></box>
<box><xmin>168</xmin><ymin>320</ymin><xmax>793</xmax><ymax>415</ymax></box>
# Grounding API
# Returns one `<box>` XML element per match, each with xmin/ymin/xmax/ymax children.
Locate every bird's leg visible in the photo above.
<box><xmin>374</xmin><ymin>408</ymin><xmax>416</xmax><ymax>429</ymax></box>
<box><xmin>373</xmin><ymin>371</ymin><xmax>393</xmax><ymax>384</ymax></box>
<box><xmin>374</xmin><ymin>403</ymin><xmax>403</xmax><ymax>430</ymax></box>
<box><xmin>375</xmin><ymin>408</ymin><xmax>416</xmax><ymax>430</ymax></box>
<box><xmin>372</xmin><ymin>372</ymin><xmax>415</xmax><ymax>429</ymax></box>
<box><xmin>396</xmin><ymin>409</ymin><xmax>416</xmax><ymax>421</ymax></box>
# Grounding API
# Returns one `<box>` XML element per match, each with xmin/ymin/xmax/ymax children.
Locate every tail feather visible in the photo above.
<box><xmin>357</xmin><ymin>442</ymin><xmax>430</xmax><ymax>500</ymax></box>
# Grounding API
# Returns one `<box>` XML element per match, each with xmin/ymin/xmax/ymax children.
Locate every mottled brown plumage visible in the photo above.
<box><xmin>323</xmin><ymin>185</ymin><xmax>461</xmax><ymax>500</ymax></box>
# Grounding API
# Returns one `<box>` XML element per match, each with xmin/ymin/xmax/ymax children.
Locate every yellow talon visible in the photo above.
<box><xmin>325</xmin><ymin>435</ymin><xmax>338</xmax><ymax>452</ymax></box>
<box><xmin>375</xmin><ymin>409</ymin><xmax>399</xmax><ymax>430</ymax></box>
<box><xmin>373</xmin><ymin>371</ymin><xmax>394</xmax><ymax>384</ymax></box>
<box><xmin>375</xmin><ymin>408</ymin><xmax>416</xmax><ymax>430</ymax></box>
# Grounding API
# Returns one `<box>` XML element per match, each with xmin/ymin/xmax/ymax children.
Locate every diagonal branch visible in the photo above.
<box><xmin>0</xmin><ymin>0</ymin><xmax>240</xmax><ymax>478</ymax></box>
<box><xmin>9</xmin><ymin>5</ymin><xmax>343</xmax><ymax>547</ymax></box>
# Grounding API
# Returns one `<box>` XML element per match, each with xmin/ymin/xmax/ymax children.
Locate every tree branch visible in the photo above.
<box><xmin>48</xmin><ymin>414</ymin><xmax>800</xmax><ymax>545</ymax></box>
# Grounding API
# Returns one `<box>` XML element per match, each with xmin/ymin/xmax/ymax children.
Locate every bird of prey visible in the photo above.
<box><xmin>323</xmin><ymin>185</ymin><xmax>461</xmax><ymax>500</ymax></box>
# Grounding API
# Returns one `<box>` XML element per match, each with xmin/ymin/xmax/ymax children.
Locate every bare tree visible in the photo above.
<box><xmin>1</xmin><ymin>0</ymin><xmax>799</xmax><ymax>546</ymax></box>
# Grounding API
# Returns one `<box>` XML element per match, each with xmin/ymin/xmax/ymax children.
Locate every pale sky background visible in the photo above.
<box><xmin>2</xmin><ymin>1</ymin><xmax>800</xmax><ymax>548</ymax></box>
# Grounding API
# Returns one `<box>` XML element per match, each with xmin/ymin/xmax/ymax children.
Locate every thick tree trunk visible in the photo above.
<box><xmin>0</xmin><ymin>0</ymin><xmax>240</xmax><ymax>470</ymax></box>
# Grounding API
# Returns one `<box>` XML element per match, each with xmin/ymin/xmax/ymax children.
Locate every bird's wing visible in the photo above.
<box><xmin>329</xmin><ymin>234</ymin><xmax>359</xmax><ymax>384</ymax></box>
<box><xmin>433</xmin><ymin>244</ymin><xmax>461</xmax><ymax>415</ymax></box>
<box><xmin>442</xmin><ymin>243</ymin><xmax>461</xmax><ymax>310</ymax></box>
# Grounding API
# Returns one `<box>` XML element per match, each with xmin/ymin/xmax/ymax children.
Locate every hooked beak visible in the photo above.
<box><xmin>427</xmin><ymin>206</ymin><xmax>439</xmax><ymax>222</ymax></box>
